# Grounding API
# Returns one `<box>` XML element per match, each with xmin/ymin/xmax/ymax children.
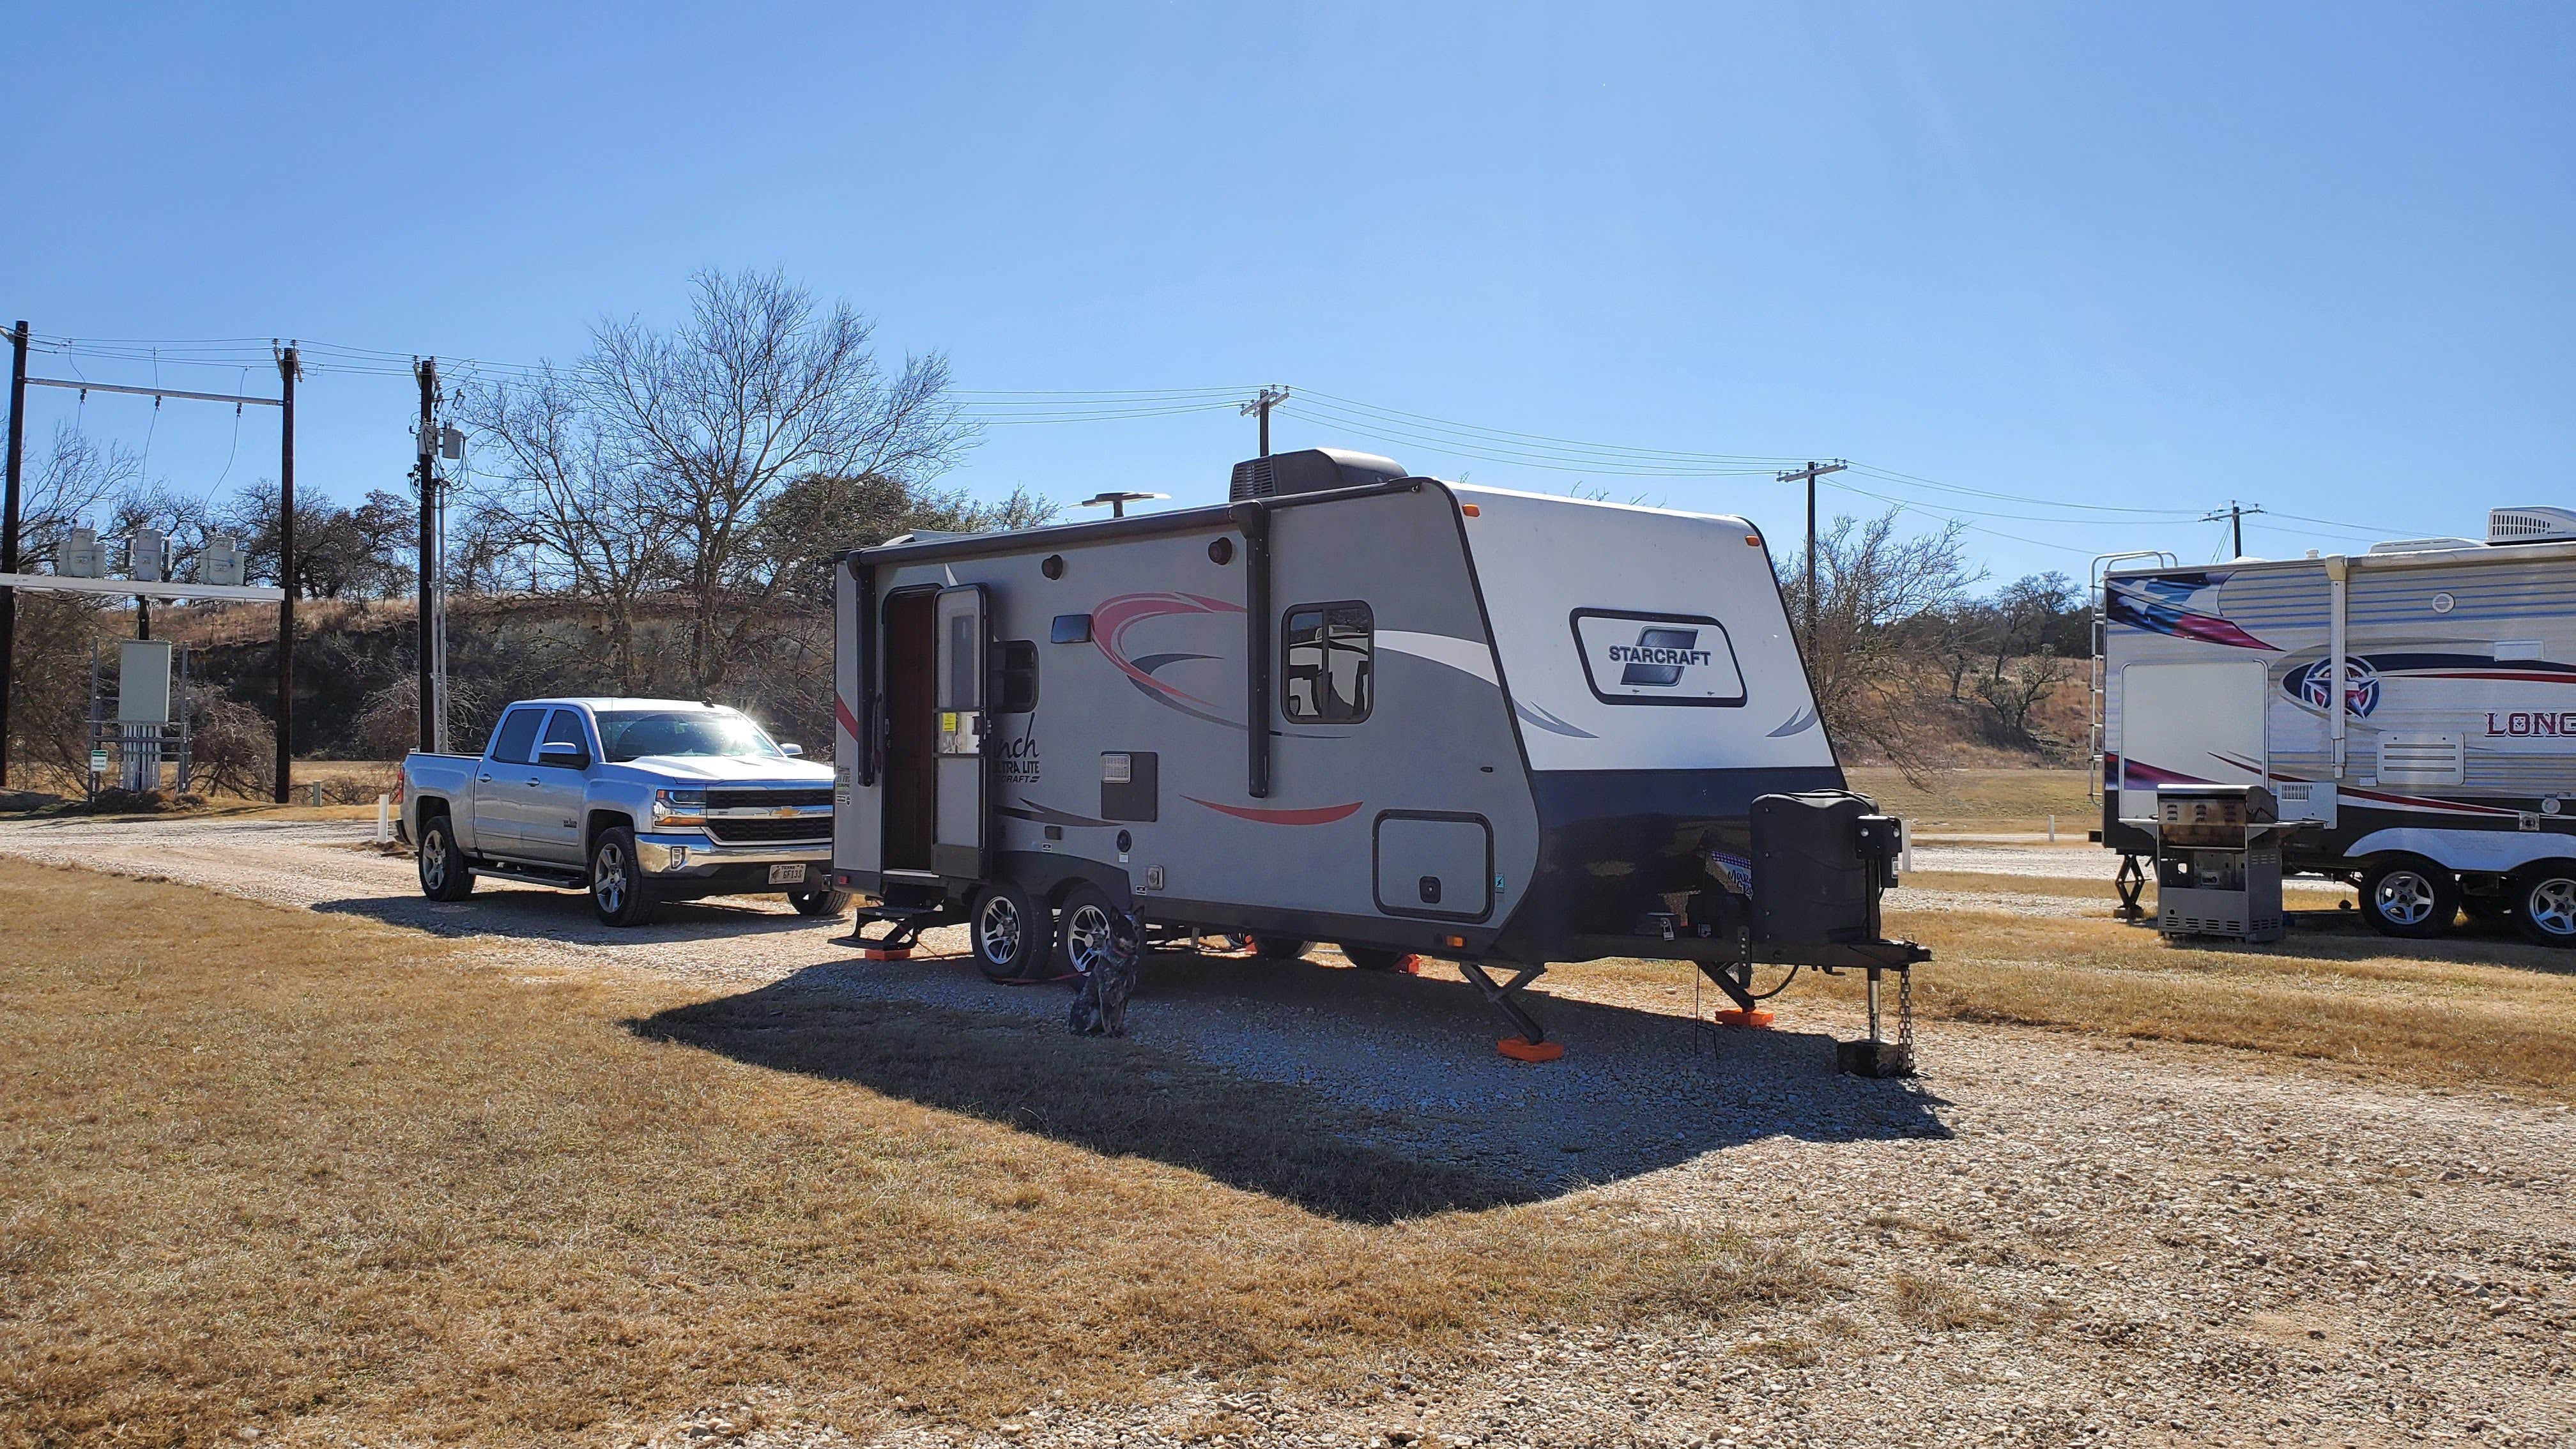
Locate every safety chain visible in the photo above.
<box><xmin>1898</xmin><ymin>968</ymin><xmax>1917</xmax><ymax>1053</ymax></box>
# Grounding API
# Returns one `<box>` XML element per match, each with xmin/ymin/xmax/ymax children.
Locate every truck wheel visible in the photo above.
<box><xmin>2358</xmin><ymin>857</ymin><xmax>2458</xmax><ymax>939</ymax></box>
<box><xmin>2510</xmin><ymin>865</ymin><xmax>2576</xmax><ymax>947</ymax></box>
<box><xmin>1054</xmin><ymin>884</ymin><xmax>1133</xmax><ymax>978</ymax></box>
<box><xmin>970</xmin><ymin>882</ymin><xmax>1051</xmax><ymax>981</ymax></box>
<box><xmin>416</xmin><ymin>816</ymin><xmax>475</xmax><ymax>901</ymax></box>
<box><xmin>1340</xmin><ymin>944</ymin><xmax>1420</xmax><ymax>973</ymax></box>
<box><xmin>1246</xmin><ymin>935</ymin><xmax>1312</xmax><ymax>961</ymax></box>
<box><xmin>788</xmin><ymin>888</ymin><xmax>853</xmax><ymax>917</ymax></box>
<box><xmin>590</xmin><ymin>827</ymin><xmax>657</xmax><ymax>927</ymax></box>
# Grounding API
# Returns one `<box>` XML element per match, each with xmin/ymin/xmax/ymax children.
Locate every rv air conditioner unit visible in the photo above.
<box><xmin>1228</xmin><ymin>447</ymin><xmax>1408</xmax><ymax>502</ymax></box>
<box><xmin>2489</xmin><ymin>506</ymin><xmax>2576</xmax><ymax>545</ymax></box>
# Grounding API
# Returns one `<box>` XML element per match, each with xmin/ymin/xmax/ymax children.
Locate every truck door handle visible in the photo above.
<box><xmin>479</xmin><ymin>774</ymin><xmax>493</xmax><ymax>783</ymax></box>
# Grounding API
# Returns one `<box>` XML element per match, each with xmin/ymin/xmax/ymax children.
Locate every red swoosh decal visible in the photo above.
<box><xmin>1094</xmin><ymin>592</ymin><xmax>1242</xmax><ymax>709</ymax></box>
<box><xmin>834</xmin><ymin>694</ymin><xmax>863</xmax><ymax>741</ymax></box>
<box><xmin>1185</xmin><ymin>796</ymin><xmax>1363</xmax><ymax>825</ymax></box>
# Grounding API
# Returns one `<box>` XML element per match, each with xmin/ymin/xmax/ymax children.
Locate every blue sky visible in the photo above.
<box><xmin>6</xmin><ymin>3</ymin><xmax>2570</xmax><ymax>581</ymax></box>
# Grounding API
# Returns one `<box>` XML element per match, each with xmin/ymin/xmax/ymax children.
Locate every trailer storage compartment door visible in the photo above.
<box><xmin>2117</xmin><ymin>661</ymin><xmax>2268</xmax><ymax>797</ymax></box>
<box><xmin>1374</xmin><ymin>812</ymin><xmax>1494</xmax><ymax>922</ymax></box>
<box><xmin>933</xmin><ymin>585</ymin><xmax>991</xmax><ymax>880</ymax></box>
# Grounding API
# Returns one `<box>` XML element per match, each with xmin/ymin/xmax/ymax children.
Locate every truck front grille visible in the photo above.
<box><xmin>705</xmin><ymin>816</ymin><xmax>831</xmax><ymax>845</ymax></box>
<box><xmin>707</xmin><ymin>787</ymin><xmax>833</xmax><ymax>810</ymax></box>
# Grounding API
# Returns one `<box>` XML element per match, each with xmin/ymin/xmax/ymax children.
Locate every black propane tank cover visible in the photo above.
<box><xmin>1750</xmin><ymin>791</ymin><xmax>1882</xmax><ymax>947</ymax></box>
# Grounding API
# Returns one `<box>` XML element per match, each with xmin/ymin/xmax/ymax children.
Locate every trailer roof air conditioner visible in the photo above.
<box><xmin>2489</xmin><ymin>506</ymin><xmax>2576</xmax><ymax>546</ymax></box>
<box><xmin>1229</xmin><ymin>447</ymin><xmax>1408</xmax><ymax>502</ymax></box>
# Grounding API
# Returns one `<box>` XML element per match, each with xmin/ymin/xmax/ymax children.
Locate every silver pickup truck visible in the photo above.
<box><xmin>401</xmin><ymin>697</ymin><xmax>844</xmax><ymax>926</ymax></box>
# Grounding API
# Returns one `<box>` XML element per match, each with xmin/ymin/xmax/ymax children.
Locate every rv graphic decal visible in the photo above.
<box><xmin>1570</xmin><ymin>610</ymin><xmax>1747</xmax><ymax>705</ymax></box>
<box><xmin>1182</xmin><ymin>795</ymin><xmax>1365</xmax><ymax>826</ymax></box>
<box><xmin>2288</xmin><ymin>657</ymin><xmax>2383</xmax><ymax>717</ymax></box>
<box><xmin>999</xmin><ymin>797</ymin><xmax>1112</xmax><ymax>828</ymax></box>
<box><xmin>1092</xmin><ymin>591</ymin><xmax>1245</xmax><ymax>728</ymax></box>
<box><xmin>1513</xmin><ymin>699</ymin><xmax>1598</xmax><ymax>739</ymax></box>
<box><xmin>2104</xmin><ymin>572</ymin><xmax>2276</xmax><ymax>651</ymax></box>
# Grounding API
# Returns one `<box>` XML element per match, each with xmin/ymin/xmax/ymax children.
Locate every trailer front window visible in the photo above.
<box><xmin>1283</xmin><ymin>602</ymin><xmax>1373</xmax><ymax>723</ymax></box>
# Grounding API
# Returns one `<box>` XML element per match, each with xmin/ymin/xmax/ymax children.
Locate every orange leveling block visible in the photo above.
<box><xmin>855</xmin><ymin>946</ymin><xmax>912</xmax><ymax>962</ymax></box>
<box><xmin>1711</xmin><ymin>1007</ymin><xmax>1775</xmax><ymax>1029</ymax></box>
<box><xmin>1497</xmin><ymin>1036</ymin><xmax>1565</xmax><ymax>1062</ymax></box>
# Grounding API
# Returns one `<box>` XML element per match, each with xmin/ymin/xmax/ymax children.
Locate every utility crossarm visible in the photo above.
<box><xmin>24</xmin><ymin>376</ymin><xmax>282</xmax><ymax>407</ymax></box>
<box><xmin>0</xmin><ymin>573</ymin><xmax>286</xmax><ymax>603</ymax></box>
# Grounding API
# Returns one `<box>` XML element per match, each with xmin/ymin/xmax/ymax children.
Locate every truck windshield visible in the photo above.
<box><xmin>593</xmin><ymin>710</ymin><xmax>783</xmax><ymax>762</ymax></box>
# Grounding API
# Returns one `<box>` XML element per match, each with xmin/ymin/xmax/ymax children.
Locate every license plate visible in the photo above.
<box><xmin>769</xmin><ymin>864</ymin><xmax>807</xmax><ymax>885</ymax></box>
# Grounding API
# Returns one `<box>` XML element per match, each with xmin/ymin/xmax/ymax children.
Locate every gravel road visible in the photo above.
<box><xmin>4</xmin><ymin>815</ymin><xmax>2569</xmax><ymax>1448</ymax></box>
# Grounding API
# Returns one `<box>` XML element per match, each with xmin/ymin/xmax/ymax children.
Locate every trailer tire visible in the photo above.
<box><xmin>2358</xmin><ymin>857</ymin><xmax>2458</xmax><ymax>939</ymax></box>
<box><xmin>1054</xmin><ymin>884</ymin><xmax>1128</xmax><ymax>978</ymax></box>
<box><xmin>2509</xmin><ymin>864</ymin><xmax>2576</xmax><ymax>947</ymax></box>
<box><xmin>1340</xmin><ymin>944</ymin><xmax>1420</xmax><ymax>973</ymax></box>
<box><xmin>970</xmin><ymin>882</ymin><xmax>1052</xmax><ymax>981</ymax></box>
<box><xmin>417</xmin><ymin>815</ymin><xmax>475</xmax><ymax>901</ymax></box>
<box><xmin>1246</xmin><ymin>935</ymin><xmax>1312</xmax><ymax>961</ymax></box>
<box><xmin>788</xmin><ymin>888</ymin><xmax>853</xmax><ymax>917</ymax></box>
<box><xmin>590</xmin><ymin>827</ymin><xmax>658</xmax><ymax>927</ymax></box>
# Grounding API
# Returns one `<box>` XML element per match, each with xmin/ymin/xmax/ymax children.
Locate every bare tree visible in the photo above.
<box><xmin>17</xmin><ymin>424</ymin><xmax>138</xmax><ymax>569</ymax></box>
<box><xmin>1777</xmin><ymin>509</ymin><xmax>1983</xmax><ymax>778</ymax></box>
<box><xmin>457</xmin><ymin>367</ymin><xmax>684</xmax><ymax>691</ymax></box>
<box><xmin>585</xmin><ymin>268</ymin><xmax>977</xmax><ymax>691</ymax></box>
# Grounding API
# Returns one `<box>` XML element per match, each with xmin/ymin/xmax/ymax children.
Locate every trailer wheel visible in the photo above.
<box><xmin>2358</xmin><ymin>857</ymin><xmax>2458</xmax><ymax>939</ymax></box>
<box><xmin>416</xmin><ymin>815</ymin><xmax>475</xmax><ymax>902</ymax></box>
<box><xmin>1054</xmin><ymin>885</ymin><xmax>1130</xmax><ymax>978</ymax></box>
<box><xmin>2510</xmin><ymin>866</ymin><xmax>2576</xmax><ymax>947</ymax></box>
<box><xmin>970</xmin><ymin>882</ymin><xmax>1052</xmax><ymax>981</ymax></box>
<box><xmin>1246</xmin><ymin>935</ymin><xmax>1312</xmax><ymax>961</ymax></box>
<box><xmin>1339</xmin><ymin>944</ymin><xmax>1420</xmax><ymax>973</ymax></box>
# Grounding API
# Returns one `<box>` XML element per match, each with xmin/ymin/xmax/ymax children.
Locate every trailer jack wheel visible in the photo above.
<box><xmin>1460</xmin><ymin>962</ymin><xmax>1561</xmax><ymax>1061</ymax></box>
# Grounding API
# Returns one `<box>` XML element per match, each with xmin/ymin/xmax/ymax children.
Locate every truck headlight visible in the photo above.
<box><xmin>652</xmin><ymin>788</ymin><xmax>707</xmax><ymax>827</ymax></box>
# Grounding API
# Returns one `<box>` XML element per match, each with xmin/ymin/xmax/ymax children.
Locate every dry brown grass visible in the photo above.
<box><xmin>1860</xmin><ymin>903</ymin><xmax>2576</xmax><ymax>1100</ymax></box>
<box><xmin>0</xmin><ymin>861</ymin><xmax>1811</xmax><ymax>1447</ymax></box>
<box><xmin>1844</xmin><ymin>767</ymin><xmax>2095</xmax><ymax>833</ymax></box>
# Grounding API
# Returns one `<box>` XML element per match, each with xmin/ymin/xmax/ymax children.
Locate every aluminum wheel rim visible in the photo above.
<box><xmin>2375</xmin><ymin>870</ymin><xmax>2436</xmax><ymax>926</ymax></box>
<box><xmin>2527</xmin><ymin>878</ymin><xmax>2576</xmax><ymax>937</ymax></box>
<box><xmin>421</xmin><ymin>831</ymin><xmax>448</xmax><ymax>890</ymax></box>
<box><xmin>1064</xmin><ymin>903</ymin><xmax>1116</xmax><ymax>976</ymax></box>
<box><xmin>595</xmin><ymin>843</ymin><xmax>627</xmax><ymax>913</ymax></box>
<box><xmin>977</xmin><ymin>894</ymin><xmax>1023</xmax><ymax>966</ymax></box>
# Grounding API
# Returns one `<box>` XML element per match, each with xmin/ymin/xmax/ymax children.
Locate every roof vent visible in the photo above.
<box><xmin>2488</xmin><ymin>506</ymin><xmax>2576</xmax><ymax>545</ymax></box>
<box><xmin>1228</xmin><ymin>447</ymin><xmax>1407</xmax><ymax>502</ymax></box>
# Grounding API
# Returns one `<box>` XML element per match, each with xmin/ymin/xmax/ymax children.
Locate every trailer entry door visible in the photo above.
<box><xmin>932</xmin><ymin>585</ymin><xmax>992</xmax><ymax>880</ymax></box>
<box><xmin>2117</xmin><ymin>661</ymin><xmax>2267</xmax><ymax>799</ymax></box>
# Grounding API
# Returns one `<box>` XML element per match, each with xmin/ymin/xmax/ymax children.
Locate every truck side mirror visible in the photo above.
<box><xmin>537</xmin><ymin>741</ymin><xmax>590</xmax><ymax>770</ymax></box>
<box><xmin>779</xmin><ymin>742</ymin><xmax>804</xmax><ymax>757</ymax></box>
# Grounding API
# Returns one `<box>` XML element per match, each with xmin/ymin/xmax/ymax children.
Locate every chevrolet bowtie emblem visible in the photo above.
<box><xmin>773</xmin><ymin>806</ymin><xmax>800</xmax><ymax>818</ymax></box>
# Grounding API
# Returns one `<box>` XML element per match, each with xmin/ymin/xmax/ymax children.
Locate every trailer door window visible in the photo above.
<box><xmin>1283</xmin><ymin>602</ymin><xmax>1373</xmax><ymax>723</ymax></box>
<box><xmin>992</xmin><ymin>640</ymin><xmax>1039</xmax><ymax>714</ymax></box>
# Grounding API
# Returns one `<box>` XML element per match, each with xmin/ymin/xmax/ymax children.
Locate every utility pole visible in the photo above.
<box><xmin>1240</xmin><ymin>386</ymin><xmax>1289</xmax><ymax>457</ymax></box>
<box><xmin>1775</xmin><ymin>459</ymin><xmax>1847</xmax><ymax>656</ymax></box>
<box><xmin>2203</xmin><ymin>500</ymin><xmax>2264</xmax><ymax>558</ymax></box>
<box><xmin>0</xmin><ymin>321</ymin><xmax>26</xmax><ymax>788</ymax></box>
<box><xmin>273</xmin><ymin>343</ymin><xmax>299</xmax><ymax>804</ymax></box>
<box><xmin>415</xmin><ymin>358</ymin><xmax>438</xmax><ymax>755</ymax></box>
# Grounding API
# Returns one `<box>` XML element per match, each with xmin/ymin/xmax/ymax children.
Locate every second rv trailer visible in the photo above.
<box><xmin>2100</xmin><ymin>509</ymin><xmax>2576</xmax><ymax>941</ymax></box>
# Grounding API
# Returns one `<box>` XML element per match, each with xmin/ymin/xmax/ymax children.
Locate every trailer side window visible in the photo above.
<box><xmin>1282</xmin><ymin>602</ymin><xmax>1373</xmax><ymax>723</ymax></box>
<box><xmin>992</xmin><ymin>640</ymin><xmax>1039</xmax><ymax>714</ymax></box>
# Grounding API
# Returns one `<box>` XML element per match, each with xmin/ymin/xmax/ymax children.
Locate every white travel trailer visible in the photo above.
<box><xmin>2099</xmin><ymin>507</ymin><xmax>2576</xmax><ymax>944</ymax></box>
<box><xmin>829</xmin><ymin>448</ymin><xmax>1926</xmax><ymax>1057</ymax></box>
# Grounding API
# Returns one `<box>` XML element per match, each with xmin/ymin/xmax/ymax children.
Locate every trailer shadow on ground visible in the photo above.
<box><xmin>2161</xmin><ymin>912</ymin><xmax>2576</xmax><ymax>974</ymax></box>
<box><xmin>627</xmin><ymin>950</ymin><xmax>1951</xmax><ymax>1224</ymax></box>
<box><xmin>312</xmin><ymin>886</ymin><xmax>824</xmax><ymax>947</ymax></box>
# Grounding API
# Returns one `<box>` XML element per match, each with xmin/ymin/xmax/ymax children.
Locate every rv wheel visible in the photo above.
<box><xmin>2510</xmin><ymin>866</ymin><xmax>2576</xmax><ymax>947</ymax></box>
<box><xmin>970</xmin><ymin>882</ymin><xmax>1052</xmax><ymax>981</ymax></box>
<box><xmin>1053</xmin><ymin>884</ymin><xmax>1133</xmax><ymax>977</ymax></box>
<box><xmin>2358</xmin><ymin>857</ymin><xmax>2458</xmax><ymax>940</ymax></box>
<box><xmin>1246</xmin><ymin>935</ymin><xmax>1312</xmax><ymax>961</ymax></box>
